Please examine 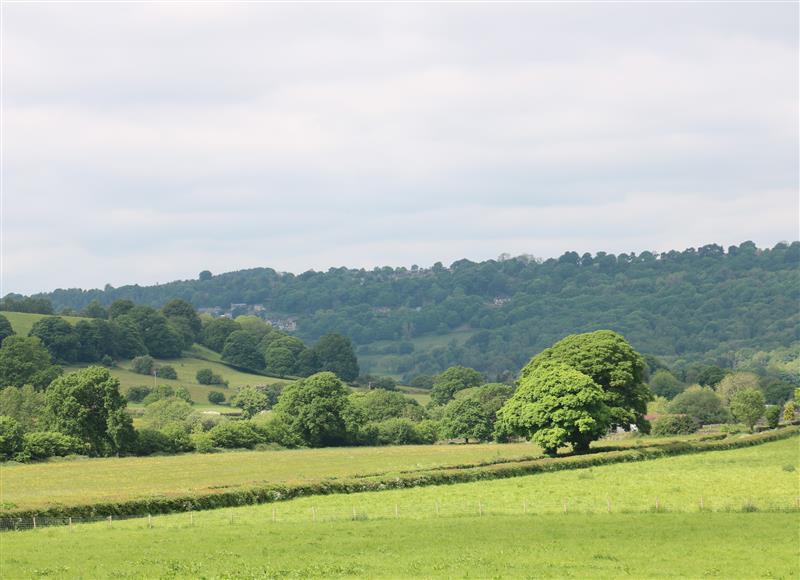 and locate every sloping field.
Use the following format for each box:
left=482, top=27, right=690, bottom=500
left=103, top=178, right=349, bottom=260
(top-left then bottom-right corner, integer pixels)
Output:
left=0, top=310, right=88, bottom=336
left=3, top=438, right=798, bottom=578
